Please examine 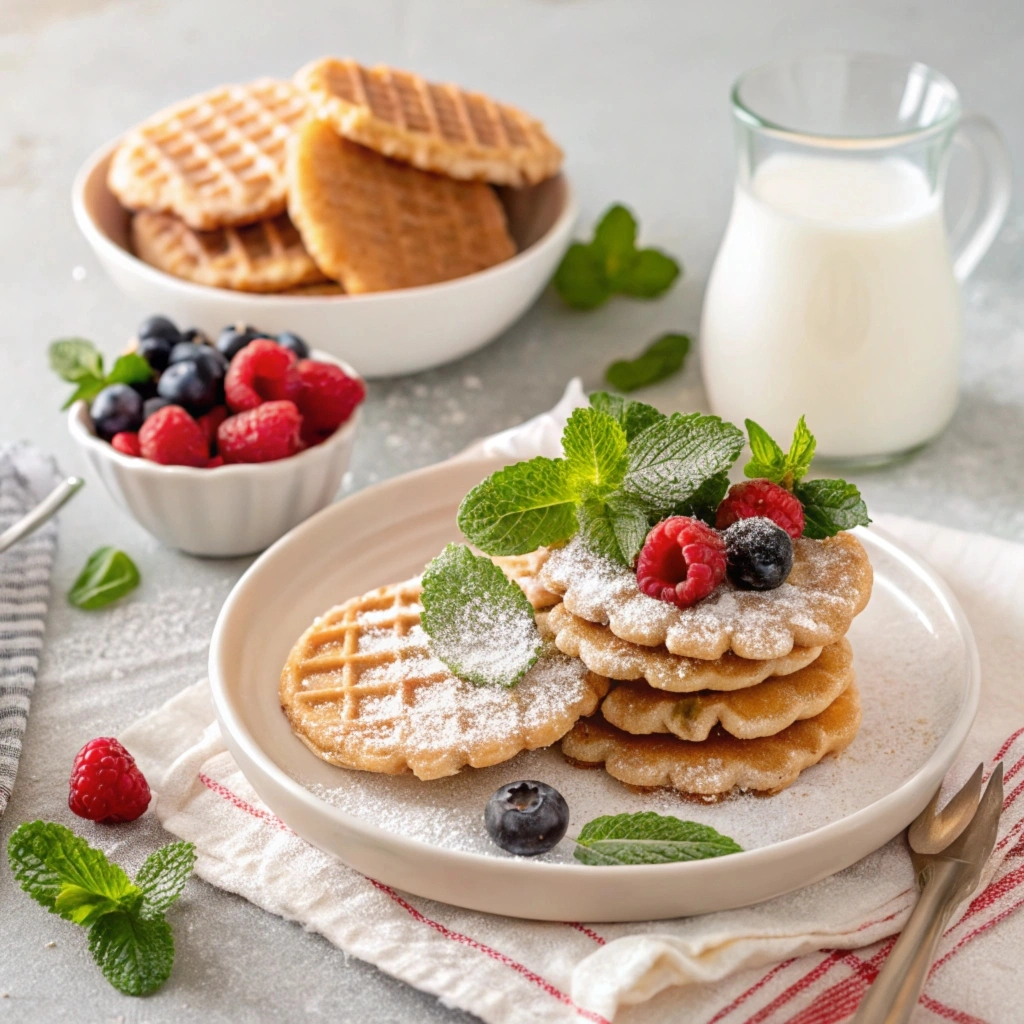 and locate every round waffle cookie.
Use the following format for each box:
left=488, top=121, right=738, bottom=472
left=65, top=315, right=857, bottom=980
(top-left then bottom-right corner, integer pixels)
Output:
left=562, top=683, right=862, bottom=799
left=131, top=211, right=327, bottom=292
left=538, top=532, right=873, bottom=661
left=295, top=57, right=563, bottom=187
left=109, top=79, right=309, bottom=231
left=547, top=603, right=822, bottom=692
left=287, top=119, right=517, bottom=294
left=280, top=578, right=609, bottom=781
left=492, top=550, right=562, bottom=610
left=600, top=638, right=854, bottom=741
